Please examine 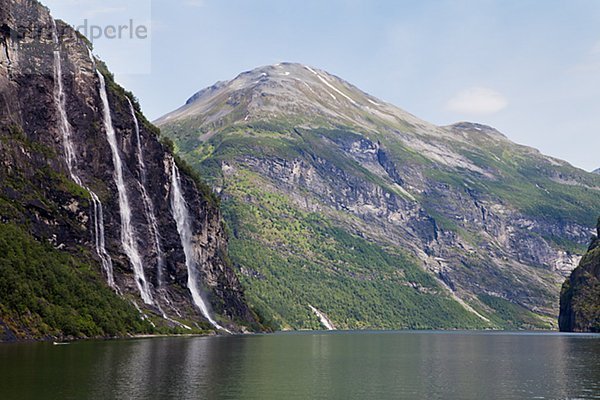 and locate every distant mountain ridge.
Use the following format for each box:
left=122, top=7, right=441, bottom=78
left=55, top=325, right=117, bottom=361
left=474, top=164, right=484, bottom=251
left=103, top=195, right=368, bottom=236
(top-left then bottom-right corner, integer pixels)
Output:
left=157, top=62, right=600, bottom=330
